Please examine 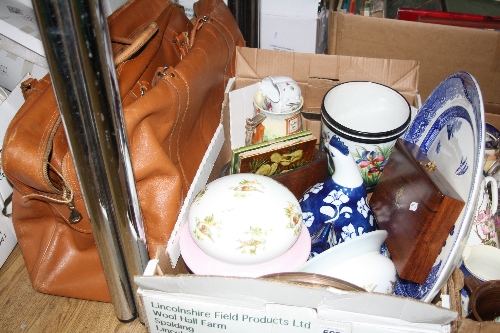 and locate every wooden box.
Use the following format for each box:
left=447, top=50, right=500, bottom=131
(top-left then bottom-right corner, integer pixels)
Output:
left=370, top=138, right=465, bottom=284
